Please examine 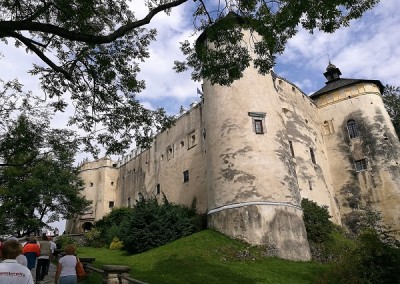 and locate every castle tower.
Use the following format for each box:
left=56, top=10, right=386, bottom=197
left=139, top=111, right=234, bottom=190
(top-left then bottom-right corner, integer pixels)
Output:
left=202, top=29, right=311, bottom=260
left=311, top=63, right=400, bottom=235
left=65, top=157, right=119, bottom=234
